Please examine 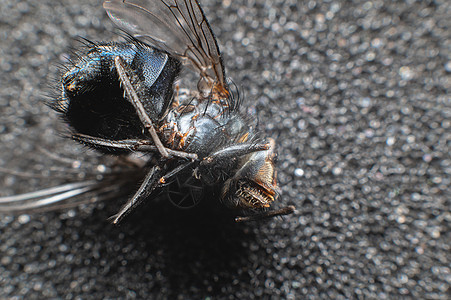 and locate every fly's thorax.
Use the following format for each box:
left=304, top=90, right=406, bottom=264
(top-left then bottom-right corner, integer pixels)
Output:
left=221, top=139, right=278, bottom=209
left=160, top=100, right=245, bottom=156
